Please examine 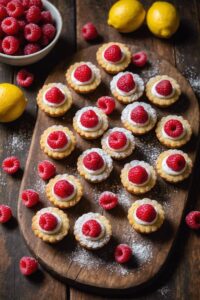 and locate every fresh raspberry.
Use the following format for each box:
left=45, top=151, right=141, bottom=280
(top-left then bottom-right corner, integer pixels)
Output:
left=82, top=22, right=98, bottom=41
left=37, top=160, right=56, bottom=180
left=130, top=105, right=148, bottom=124
left=2, top=156, right=20, bottom=174
left=0, top=5, right=7, bottom=20
left=22, top=0, right=29, bottom=9
left=29, top=0, right=43, bottom=9
left=26, top=5, right=41, bottom=23
left=24, top=23, right=41, bottom=42
left=104, top=44, right=122, bottom=63
left=80, top=109, right=99, bottom=128
left=98, top=191, right=118, bottom=210
left=16, top=68, right=34, bottom=87
left=47, top=130, right=68, bottom=149
left=83, top=151, right=104, bottom=171
left=0, top=205, right=12, bottom=223
left=166, top=154, right=186, bottom=172
left=108, top=131, right=127, bottom=150
left=53, top=179, right=74, bottom=198
left=97, top=96, right=115, bottom=115
left=19, top=256, right=38, bottom=276
left=132, top=51, right=147, bottom=67
left=136, top=204, right=157, bottom=223
left=18, top=19, right=26, bottom=31
left=6, top=1, right=24, bottom=18
left=117, top=73, right=135, bottom=93
left=128, top=165, right=148, bottom=185
left=185, top=211, right=200, bottom=230
left=24, top=42, right=40, bottom=54
left=164, top=119, right=184, bottom=138
left=155, top=80, right=173, bottom=96
left=42, top=23, right=55, bottom=40
left=39, top=212, right=58, bottom=231
left=0, top=0, right=9, bottom=6
left=39, top=34, right=49, bottom=46
left=0, top=39, right=3, bottom=52
left=1, top=17, right=19, bottom=35
left=45, top=86, right=65, bottom=104
left=0, top=26, right=4, bottom=38
left=41, top=10, right=53, bottom=24
left=82, top=219, right=101, bottom=237
left=21, top=189, right=39, bottom=208
left=74, top=64, right=92, bottom=83
left=114, top=244, right=132, bottom=264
